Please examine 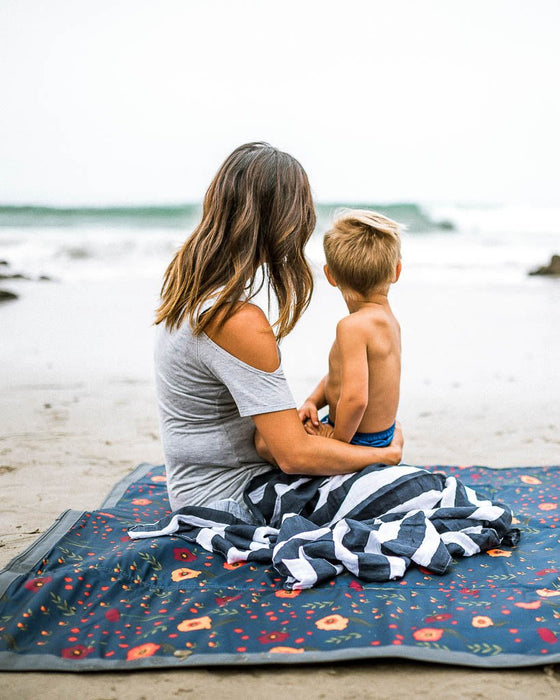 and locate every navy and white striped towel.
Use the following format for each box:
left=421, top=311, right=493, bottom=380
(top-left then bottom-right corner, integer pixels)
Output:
left=128, top=464, right=519, bottom=590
